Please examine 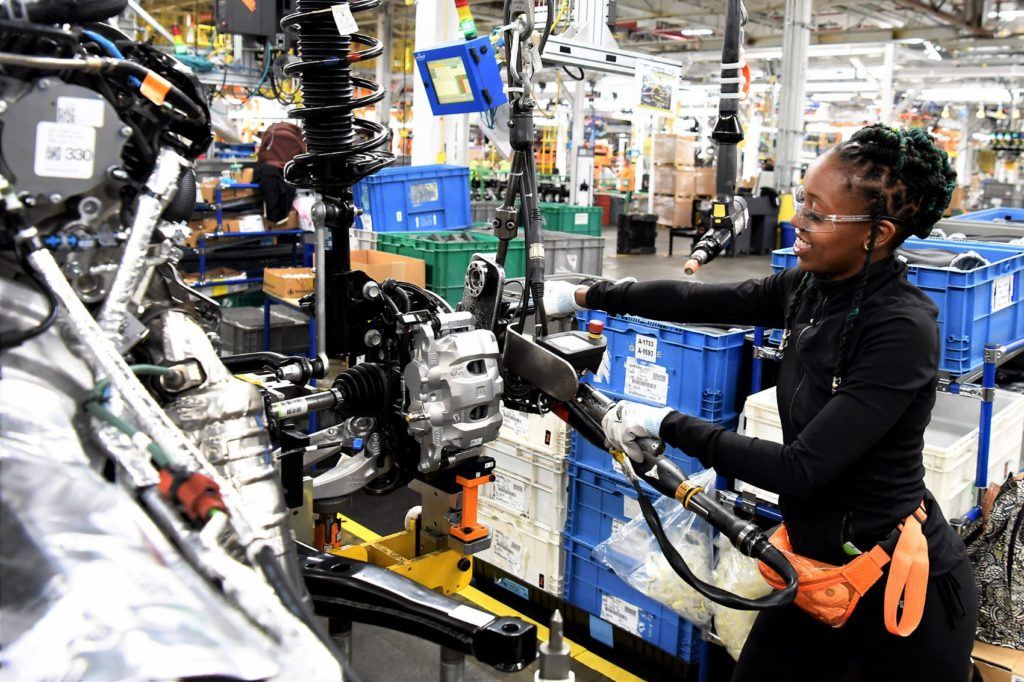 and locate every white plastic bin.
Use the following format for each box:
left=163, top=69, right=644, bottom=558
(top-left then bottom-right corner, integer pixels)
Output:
left=476, top=500, right=565, bottom=596
left=737, top=386, right=1024, bottom=517
left=499, top=405, right=572, bottom=458
left=480, top=436, right=569, bottom=533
